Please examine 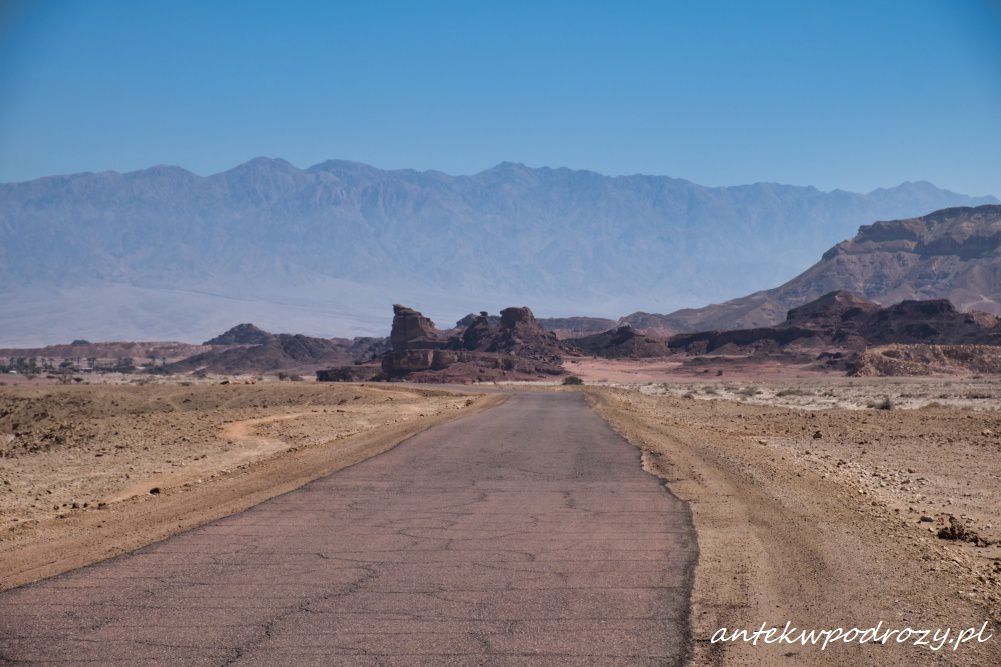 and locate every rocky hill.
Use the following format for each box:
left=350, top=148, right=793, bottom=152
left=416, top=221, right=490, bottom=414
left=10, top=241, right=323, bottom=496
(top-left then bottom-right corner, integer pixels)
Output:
left=455, top=314, right=615, bottom=339
left=570, top=326, right=671, bottom=358
left=627, top=205, right=1001, bottom=333
left=203, top=324, right=274, bottom=346
left=667, top=290, right=1001, bottom=356
left=2, top=158, right=994, bottom=346
left=850, top=344, right=1001, bottom=376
